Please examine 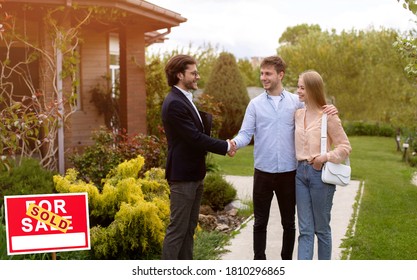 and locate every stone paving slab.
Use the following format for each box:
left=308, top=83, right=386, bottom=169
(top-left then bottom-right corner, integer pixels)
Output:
left=221, top=175, right=361, bottom=260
